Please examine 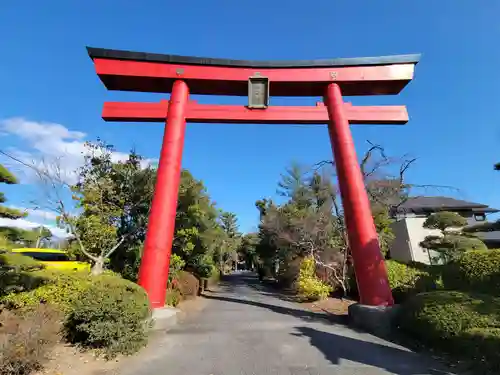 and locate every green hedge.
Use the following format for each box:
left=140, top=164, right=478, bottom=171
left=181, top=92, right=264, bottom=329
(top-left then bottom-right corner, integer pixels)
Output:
left=1, top=269, right=92, bottom=312
left=65, top=274, right=150, bottom=357
left=383, top=250, right=500, bottom=302
left=384, top=260, right=442, bottom=302
left=0, top=252, right=44, bottom=272
left=458, top=328, right=500, bottom=371
left=442, top=250, right=500, bottom=294
left=0, top=252, right=47, bottom=296
left=1, top=255, right=151, bottom=357
left=397, top=291, right=500, bottom=372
